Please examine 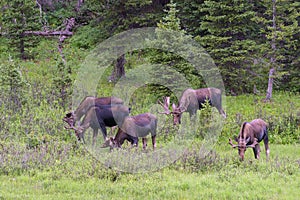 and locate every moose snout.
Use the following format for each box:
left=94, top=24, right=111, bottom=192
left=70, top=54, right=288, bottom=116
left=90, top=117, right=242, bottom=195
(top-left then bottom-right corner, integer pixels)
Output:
left=239, top=155, right=244, bottom=161
left=239, top=151, right=245, bottom=161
